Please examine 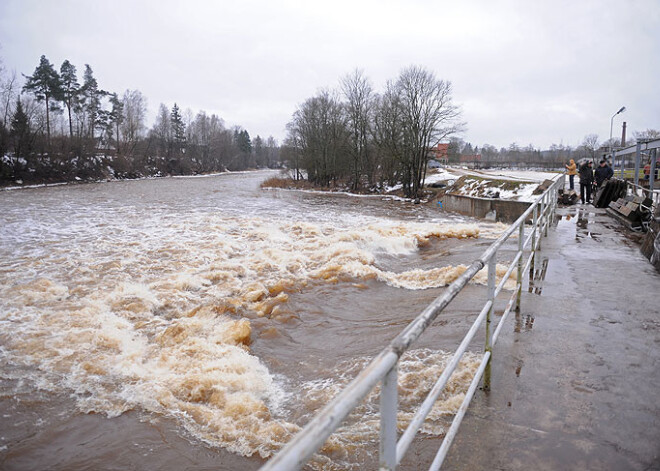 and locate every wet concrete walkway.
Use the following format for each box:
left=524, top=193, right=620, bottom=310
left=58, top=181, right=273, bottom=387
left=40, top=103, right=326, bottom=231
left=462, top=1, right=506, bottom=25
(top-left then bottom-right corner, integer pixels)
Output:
left=445, top=204, right=660, bottom=470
